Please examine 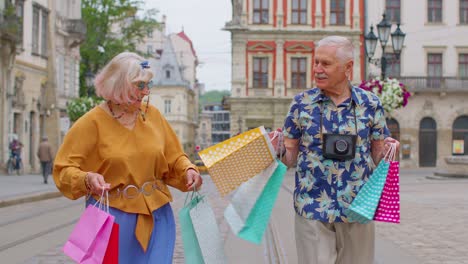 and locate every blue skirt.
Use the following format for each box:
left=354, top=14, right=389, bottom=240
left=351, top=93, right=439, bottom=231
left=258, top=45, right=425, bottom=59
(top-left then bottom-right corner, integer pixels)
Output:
left=86, top=197, right=175, bottom=263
